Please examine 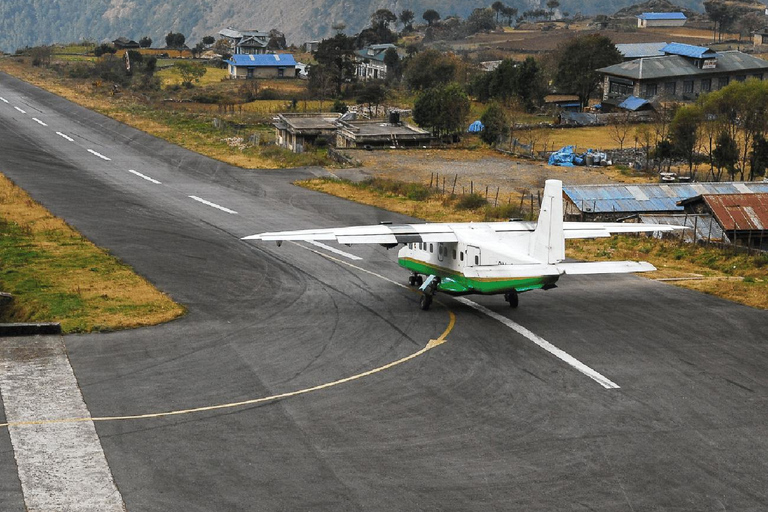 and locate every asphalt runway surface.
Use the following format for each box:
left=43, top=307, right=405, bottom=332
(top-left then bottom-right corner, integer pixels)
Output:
left=1, top=72, right=767, bottom=511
